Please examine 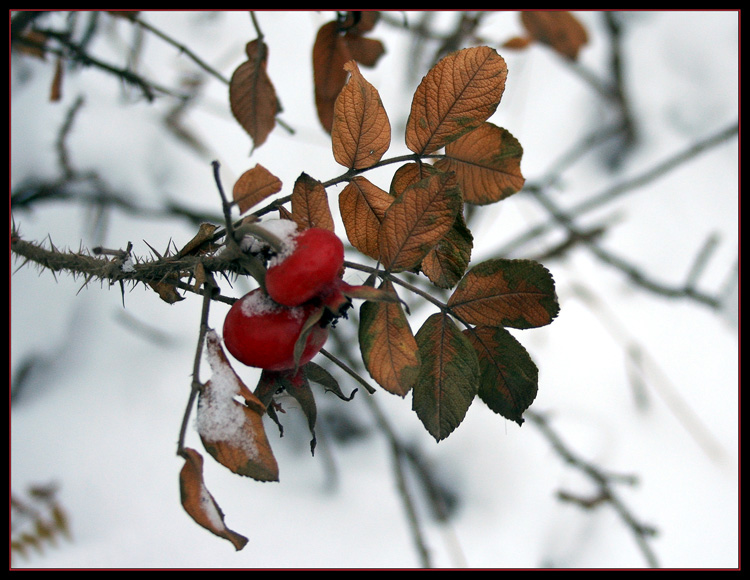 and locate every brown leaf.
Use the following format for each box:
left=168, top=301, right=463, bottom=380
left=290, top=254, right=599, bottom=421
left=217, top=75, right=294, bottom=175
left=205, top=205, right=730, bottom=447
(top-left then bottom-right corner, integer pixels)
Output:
left=332, top=61, right=391, bottom=169
left=312, top=19, right=385, bottom=133
left=447, top=259, right=559, bottom=329
left=148, top=279, right=184, bottom=304
left=229, top=39, right=280, bottom=149
left=346, top=35, right=385, bottom=67
left=176, top=222, right=219, bottom=257
left=520, top=11, right=589, bottom=60
left=464, top=325, right=538, bottom=425
left=197, top=331, right=279, bottom=482
left=502, top=35, right=534, bottom=51
left=312, top=21, right=353, bottom=134
left=378, top=170, right=462, bottom=272
left=179, top=448, right=249, bottom=551
left=339, top=176, right=393, bottom=260
left=290, top=173, right=334, bottom=231
left=358, top=281, right=420, bottom=397
left=405, top=46, right=507, bottom=155
left=49, top=57, right=63, bottom=102
left=232, top=164, right=283, bottom=214
left=412, top=312, right=479, bottom=441
left=338, top=11, right=380, bottom=34
left=434, top=122, right=525, bottom=205
left=389, top=162, right=441, bottom=197
left=421, top=212, right=473, bottom=289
